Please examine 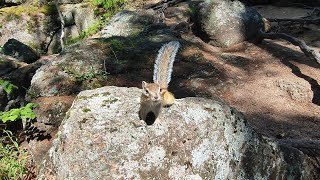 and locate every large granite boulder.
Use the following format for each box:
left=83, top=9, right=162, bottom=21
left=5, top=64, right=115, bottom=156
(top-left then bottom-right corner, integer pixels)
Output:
left=37, top=86, right=319, bottom=179
left=100, top=10, right=157, bottom=38
left=3, top=39, right=40, bottom=63
left=61, top=3, right=99, bottom=34
left=0, top=53, right=25, bottom=76
left=197, top=0, right=264, bottom=47
left=3, top=0, right=26, bottom=5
